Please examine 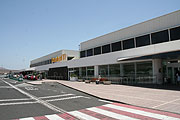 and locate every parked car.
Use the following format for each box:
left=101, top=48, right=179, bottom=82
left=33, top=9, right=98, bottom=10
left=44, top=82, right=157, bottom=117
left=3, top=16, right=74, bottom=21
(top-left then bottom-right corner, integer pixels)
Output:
left=27, top=74, right=37, bottom=80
